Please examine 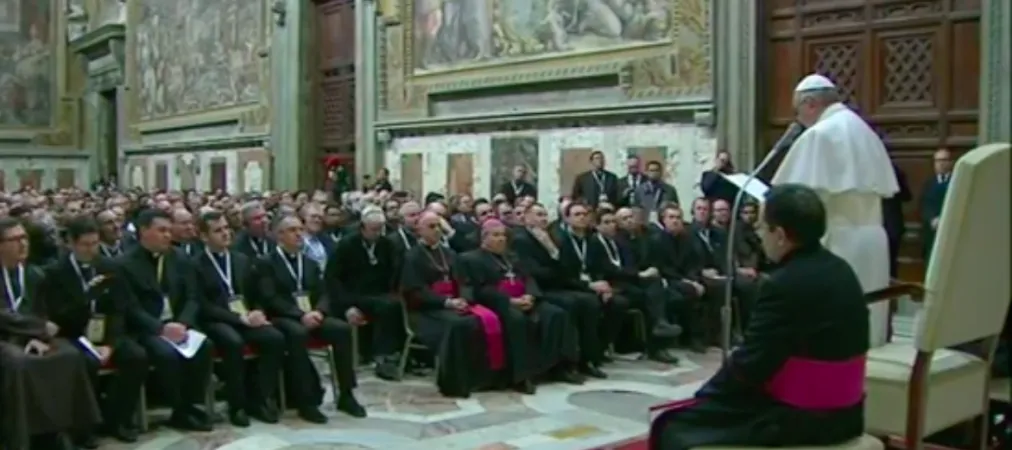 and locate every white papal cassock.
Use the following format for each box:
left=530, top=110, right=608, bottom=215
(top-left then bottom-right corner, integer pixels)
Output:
left=773, top=74, right=899, bottom=347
